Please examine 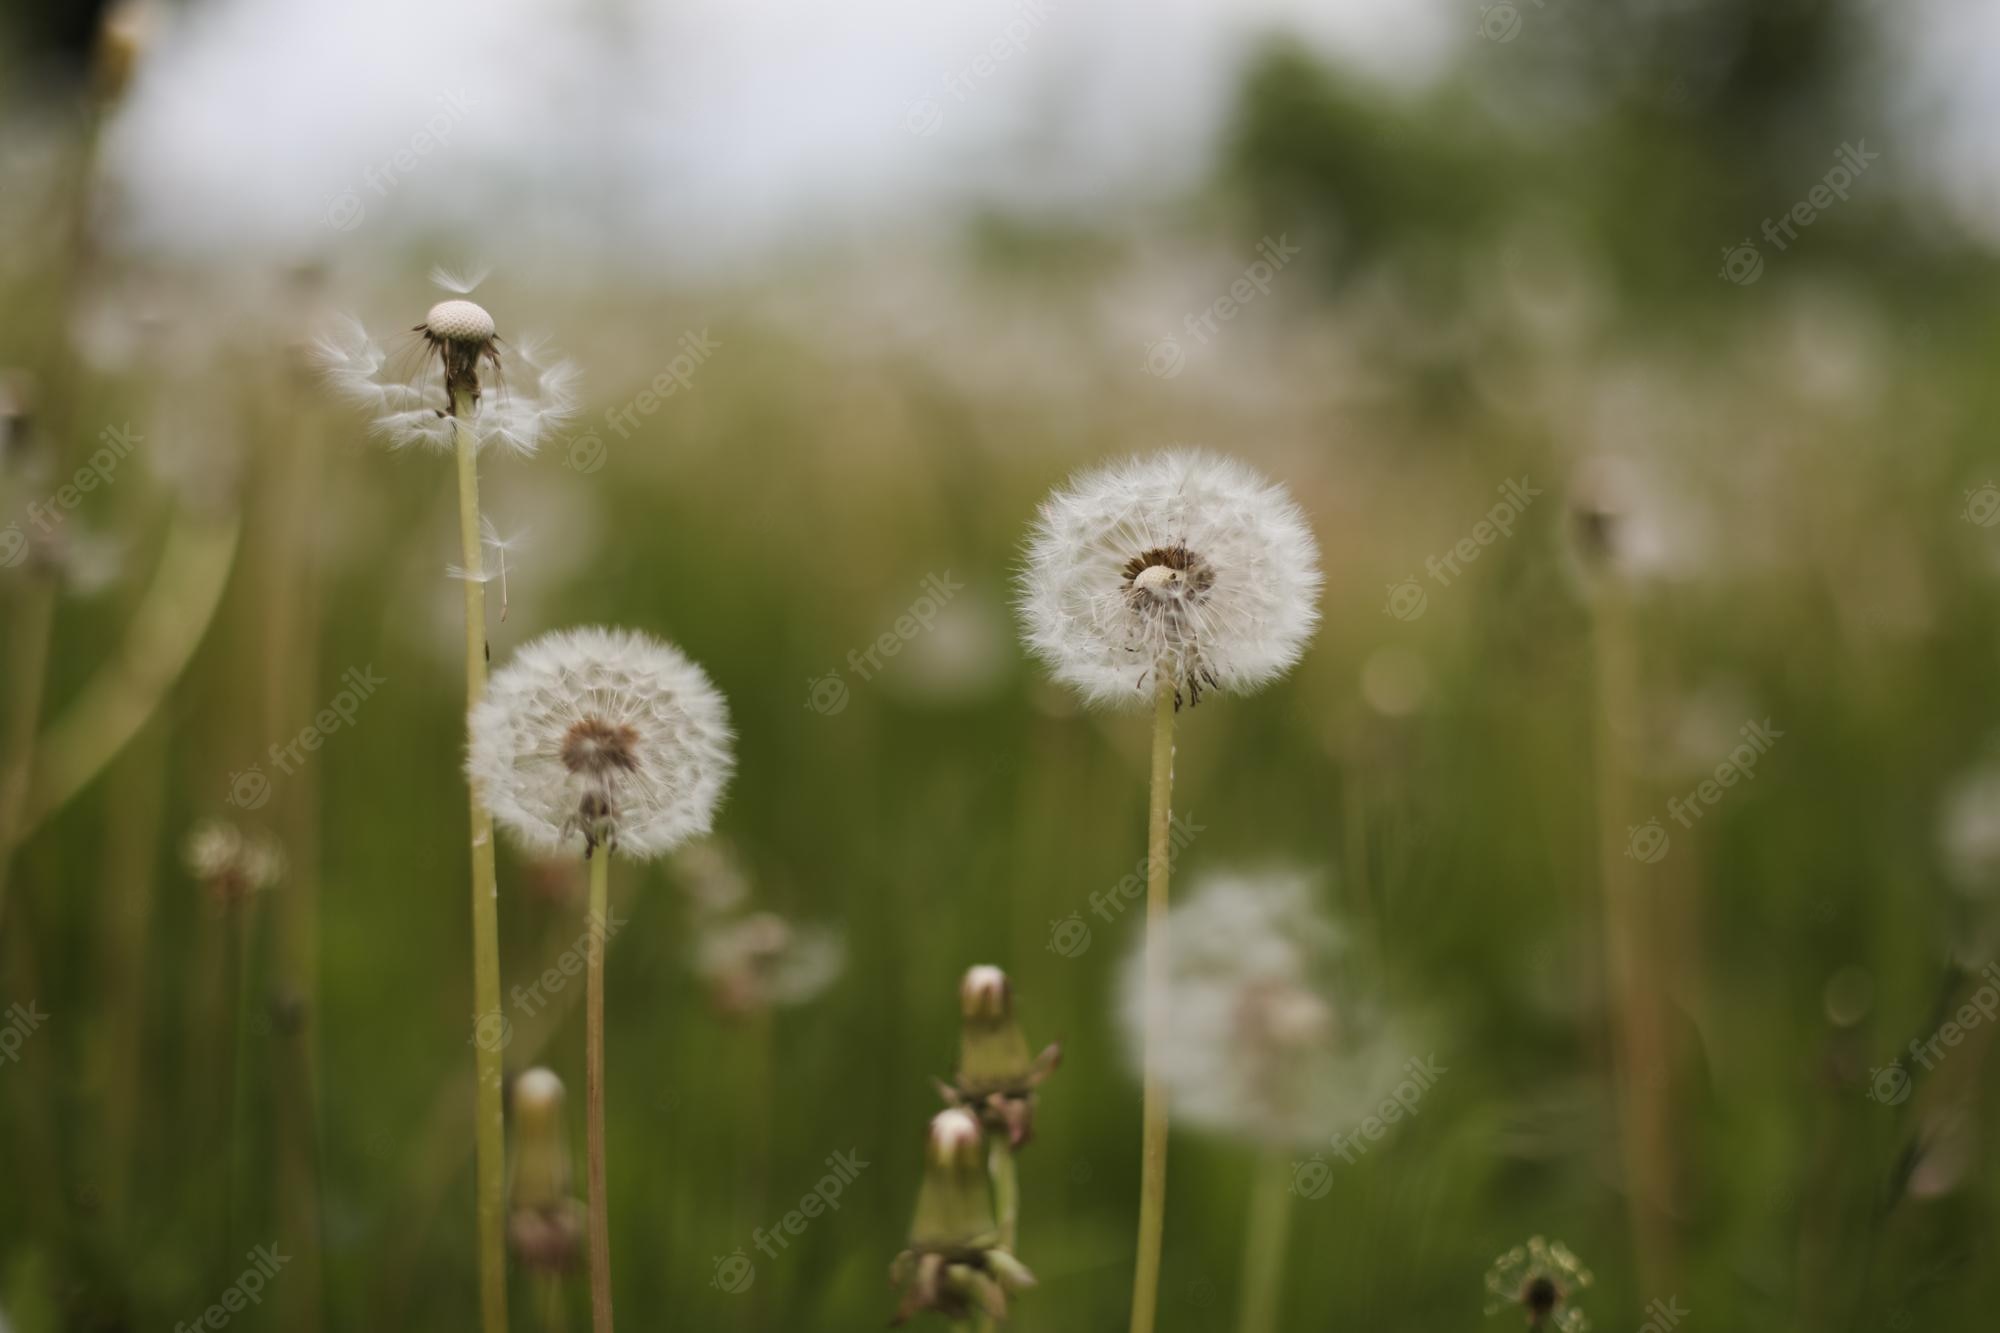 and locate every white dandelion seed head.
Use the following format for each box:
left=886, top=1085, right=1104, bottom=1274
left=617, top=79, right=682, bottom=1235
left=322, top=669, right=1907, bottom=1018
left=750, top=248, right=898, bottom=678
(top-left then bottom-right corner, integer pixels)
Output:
left=1017, top=450, right=1322, bottom=709
left=424, top=298, right=495, bottom=345
left=1117, top=871, right=1404, bottom=1148
left=312, top=283, right=578, bottom=460
left=468, top=627, right=734, bottom=860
